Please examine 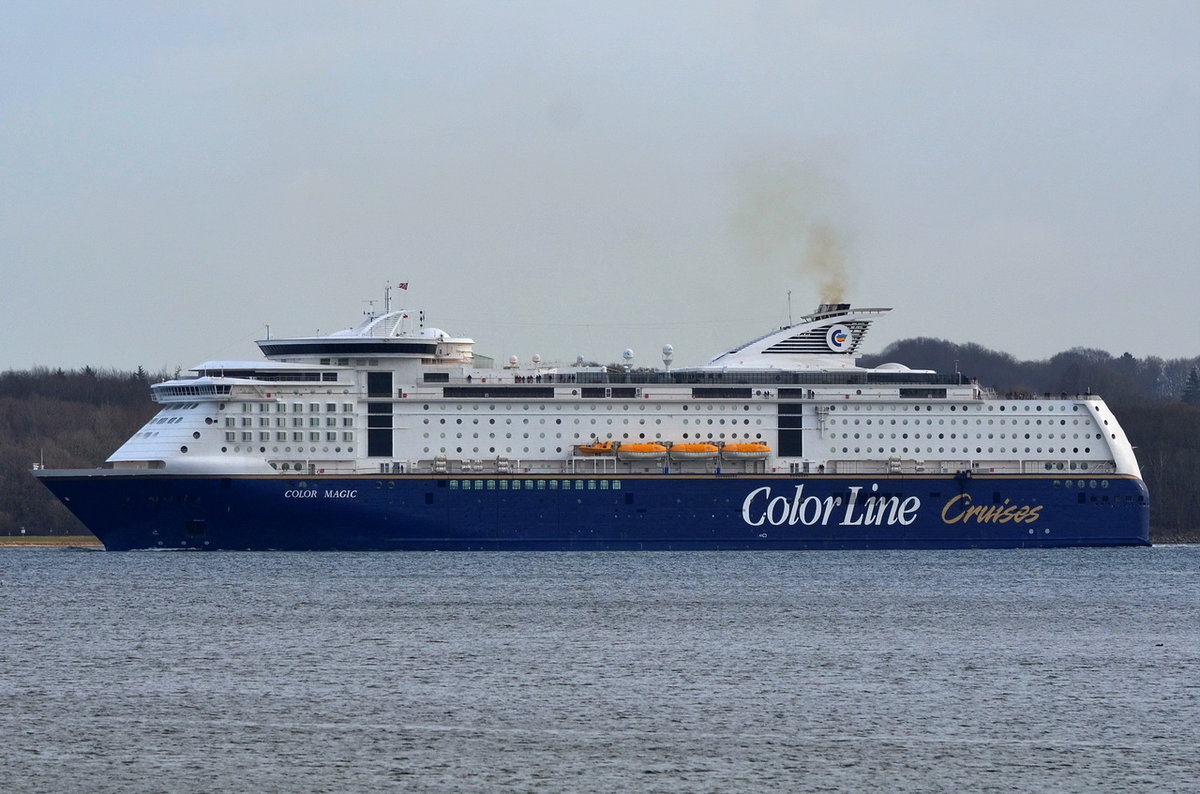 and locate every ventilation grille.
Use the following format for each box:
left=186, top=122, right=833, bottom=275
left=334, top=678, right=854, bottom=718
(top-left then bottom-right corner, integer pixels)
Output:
left=763, top=321, right=871, bottom=355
